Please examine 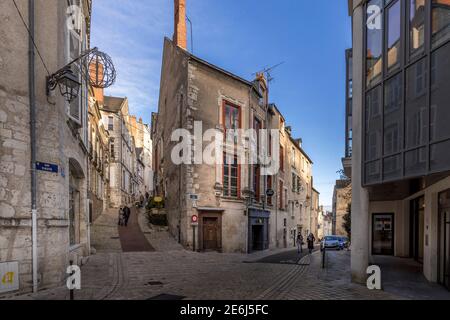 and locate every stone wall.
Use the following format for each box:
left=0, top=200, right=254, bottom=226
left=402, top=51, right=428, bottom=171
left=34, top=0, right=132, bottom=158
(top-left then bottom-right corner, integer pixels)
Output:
left=0, top=0, right=89, bottom=295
